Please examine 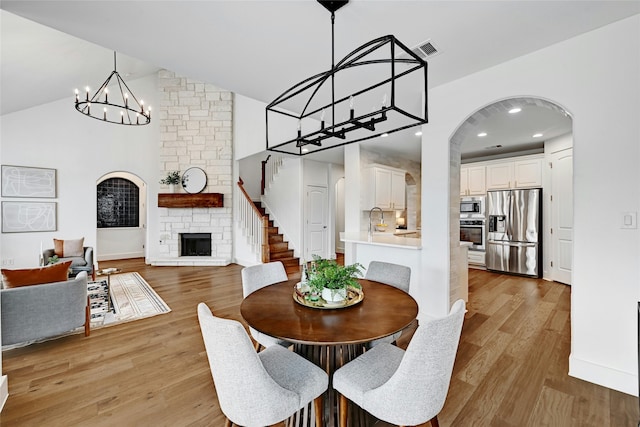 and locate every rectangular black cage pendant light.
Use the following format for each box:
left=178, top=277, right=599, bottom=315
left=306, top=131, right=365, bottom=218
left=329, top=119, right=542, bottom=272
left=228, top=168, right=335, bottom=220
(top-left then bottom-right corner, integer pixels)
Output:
left=266, top=0, right=428, bottom=156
